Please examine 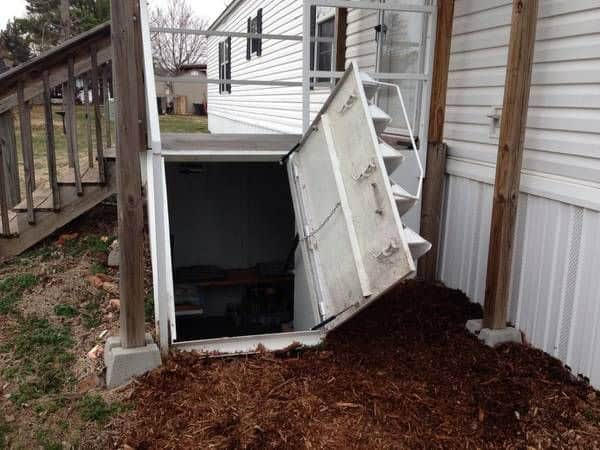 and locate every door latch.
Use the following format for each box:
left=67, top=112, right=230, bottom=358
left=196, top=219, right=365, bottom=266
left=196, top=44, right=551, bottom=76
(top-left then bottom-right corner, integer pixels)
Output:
left=338, top=94, right=358, bottom=113
left=374, top=23, right=388, bottom=42
left=373, top=241, right=400, bottom=261
left=352, top=159, right=377, bottom=181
